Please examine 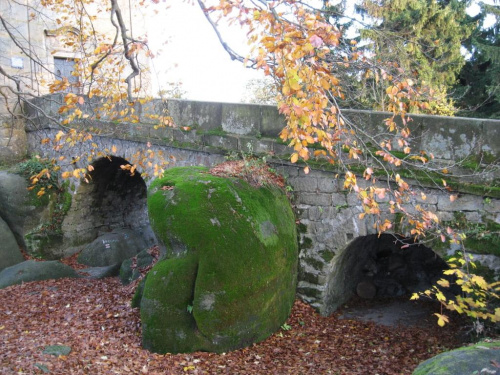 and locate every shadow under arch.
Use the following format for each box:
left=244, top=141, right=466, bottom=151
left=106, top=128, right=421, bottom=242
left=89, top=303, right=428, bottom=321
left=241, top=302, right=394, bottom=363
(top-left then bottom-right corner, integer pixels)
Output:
left=323, top=233, right=448, bottom=315
left=62, top=156, right=155, bottom=248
